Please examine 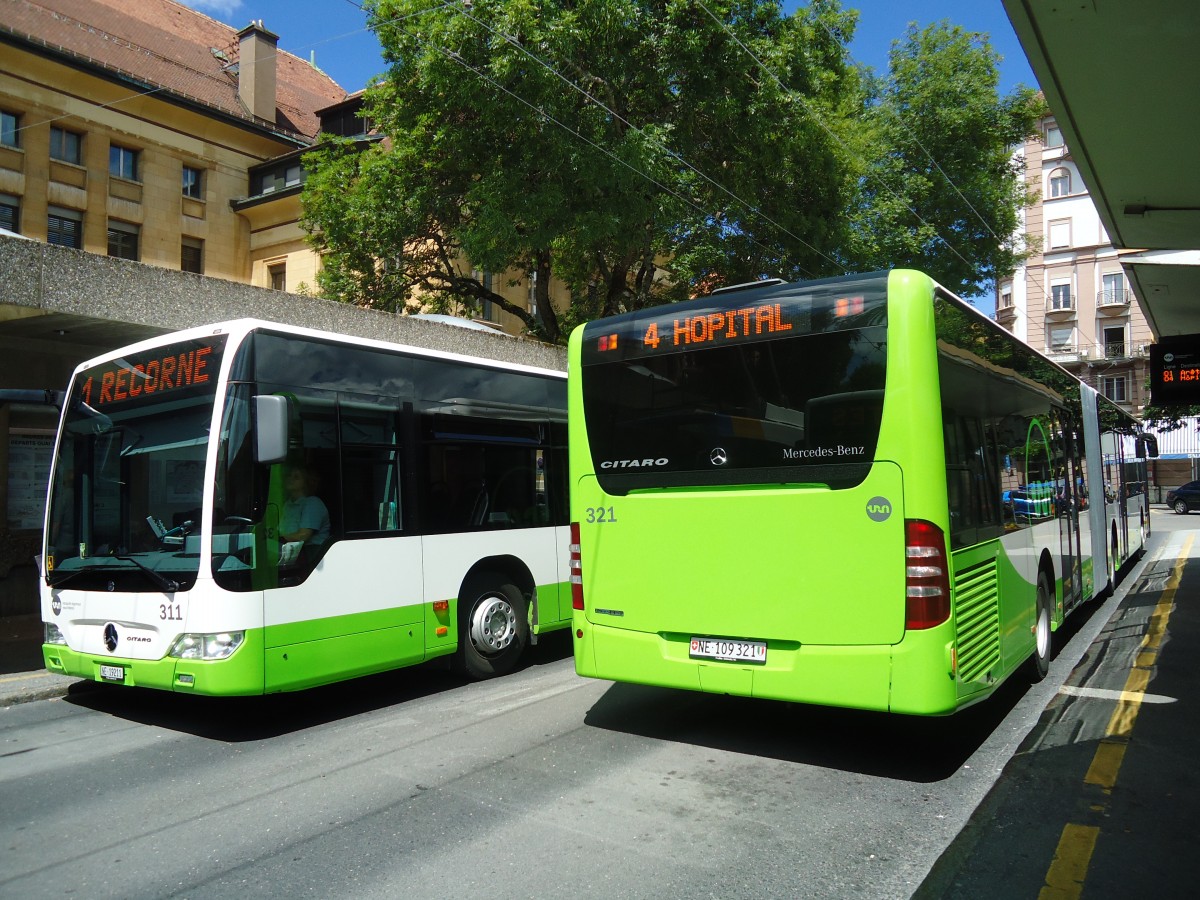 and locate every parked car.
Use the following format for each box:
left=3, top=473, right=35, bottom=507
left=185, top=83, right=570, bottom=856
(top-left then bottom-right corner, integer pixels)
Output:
left=1166, top=480, right=1200, bottom=514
